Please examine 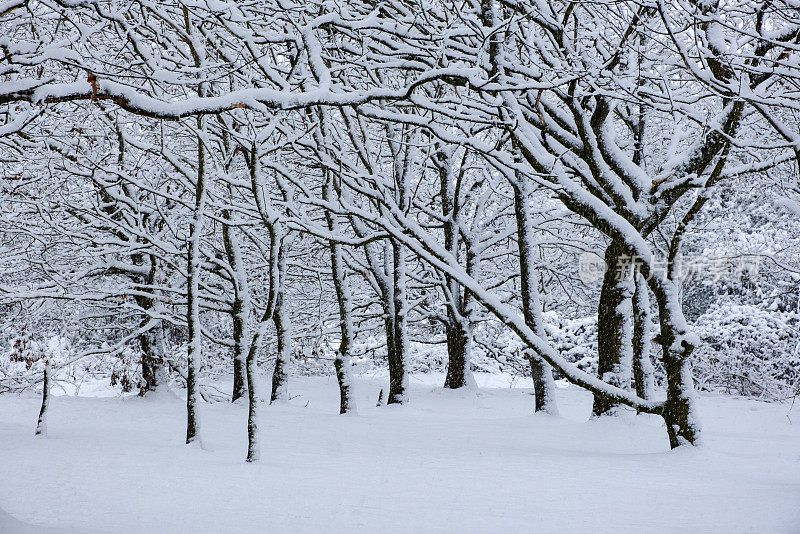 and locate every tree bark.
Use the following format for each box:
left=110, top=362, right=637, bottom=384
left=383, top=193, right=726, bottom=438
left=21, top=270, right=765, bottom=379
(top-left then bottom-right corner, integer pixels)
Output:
left=444, top=319, right=471, bottom=389
left=139, top=319, right=167, bottom=395
left=632, top=271, right=655, bottom=401
left=387, top=239, right=408, bottom=404
left=185, top=124, right=205, bottom=446
left=245, top=330, right=260, bottom=462
left=325, top=184, right=357, bottom=414
left=513, top=175, right=558, bottom=414
left=593, top=240, right=634, bottom=416
left=222, top=216, right=250, bottom=403
left=528, top=356, right=559, bottom=415
left=231, top=307, right=248, bottom=403
left=270, top=240, right=291, bottom=403
left=35, top=360, right=51, bottom=437
left=436, top=147, right=474, bottom=390
left=136, top=255, right=168, bottom=396
left=652, top=283, right=701, bottom=448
